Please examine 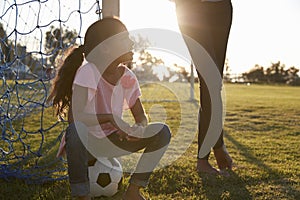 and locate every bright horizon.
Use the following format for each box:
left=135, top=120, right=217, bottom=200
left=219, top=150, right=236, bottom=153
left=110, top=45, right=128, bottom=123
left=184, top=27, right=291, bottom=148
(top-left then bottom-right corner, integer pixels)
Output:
left=1, top=0, right=300, bottom=75
left=120, top=0, right=300, bottom=75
